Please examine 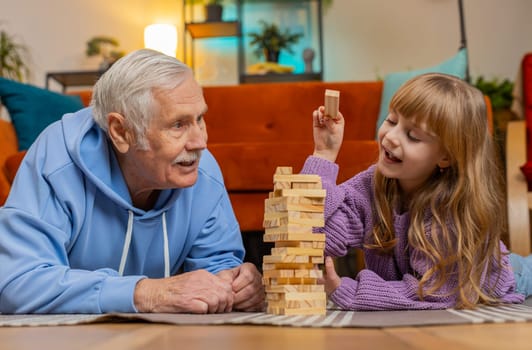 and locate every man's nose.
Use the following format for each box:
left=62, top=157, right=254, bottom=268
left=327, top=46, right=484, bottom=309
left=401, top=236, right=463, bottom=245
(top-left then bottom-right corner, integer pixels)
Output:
left=187, top=122, right=207, bottom=149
